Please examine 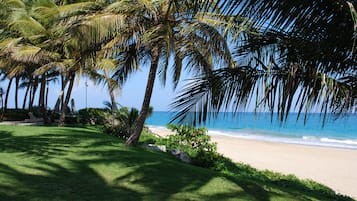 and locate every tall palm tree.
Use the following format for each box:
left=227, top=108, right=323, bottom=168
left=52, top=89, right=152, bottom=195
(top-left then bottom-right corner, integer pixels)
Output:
left=0, top=0, right=107, bottom=124
left=92, top=0, right=250, bottom=145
